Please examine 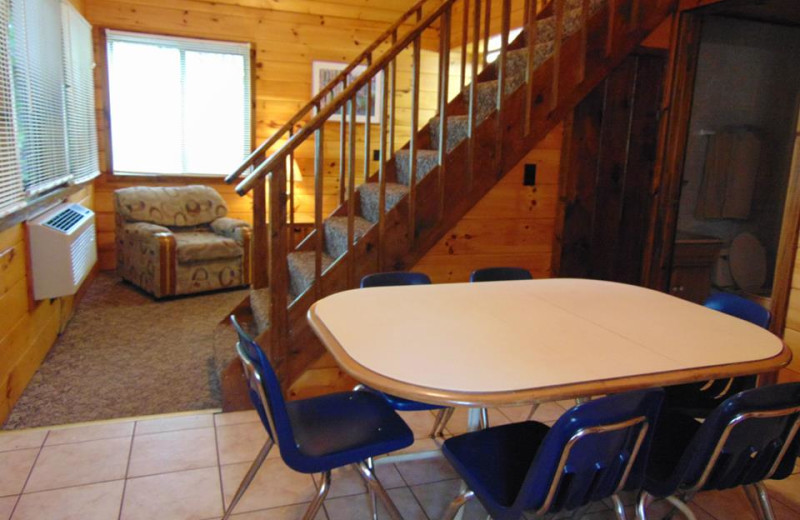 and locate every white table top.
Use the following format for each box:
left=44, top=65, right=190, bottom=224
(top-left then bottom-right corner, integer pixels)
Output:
left=307, top=279, right=789, bottom=406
